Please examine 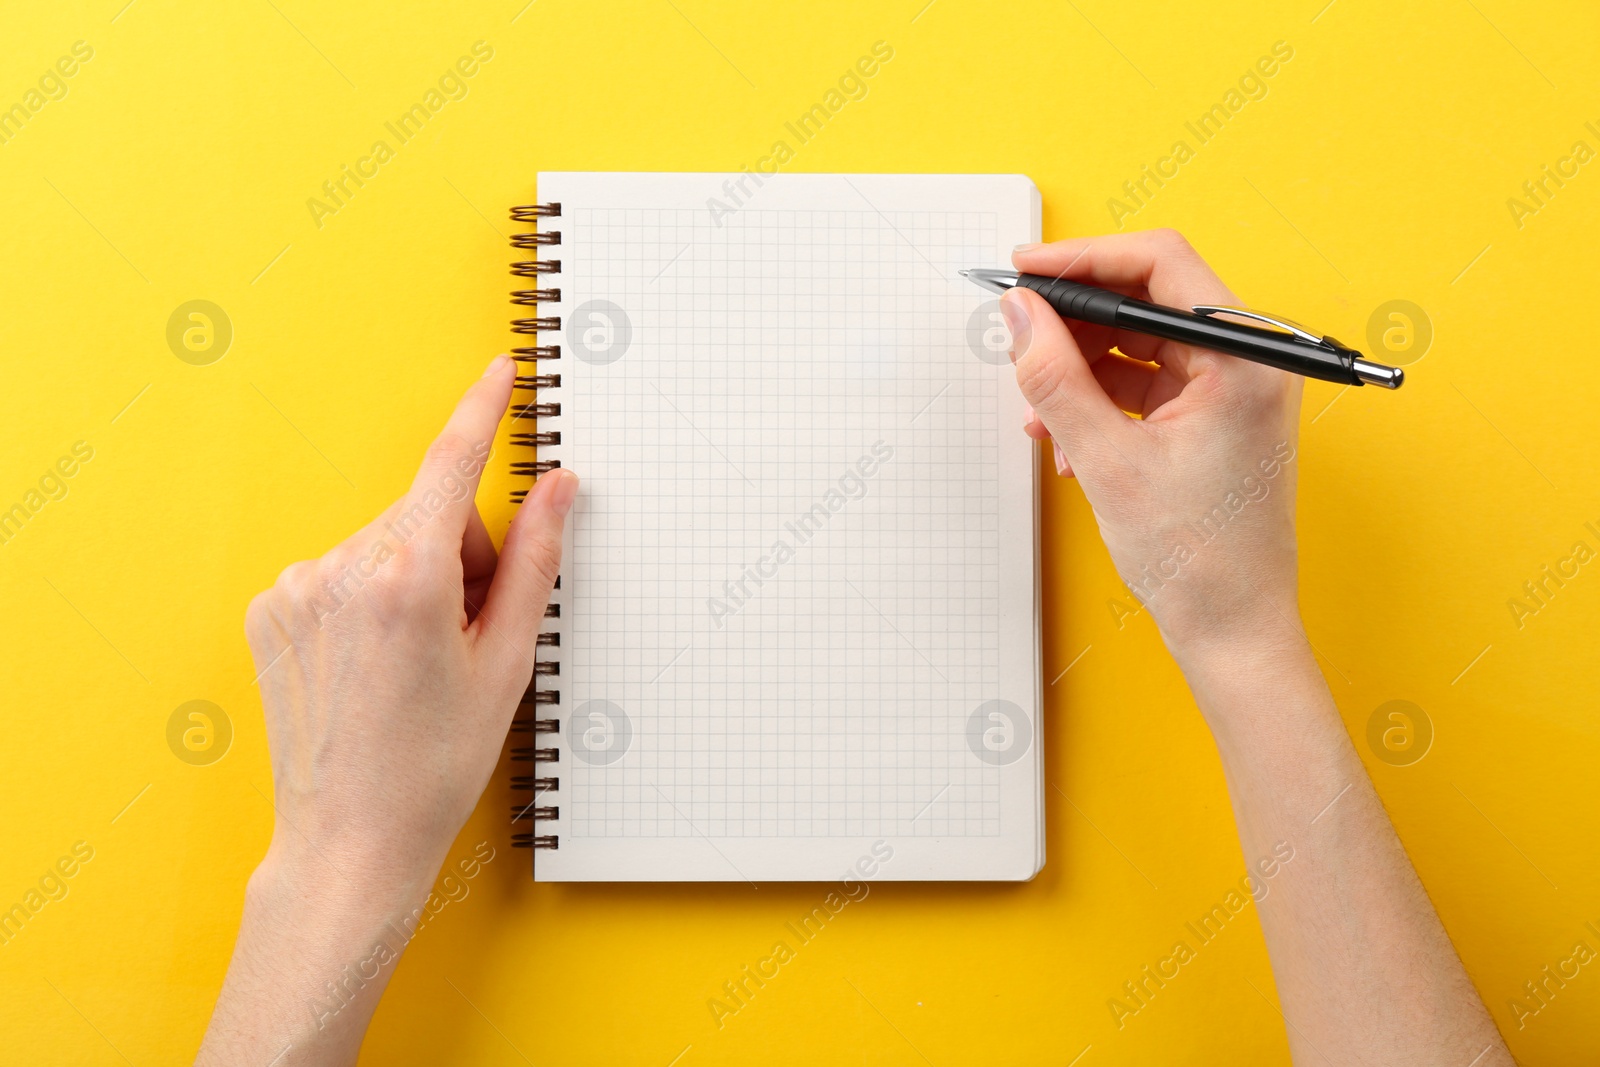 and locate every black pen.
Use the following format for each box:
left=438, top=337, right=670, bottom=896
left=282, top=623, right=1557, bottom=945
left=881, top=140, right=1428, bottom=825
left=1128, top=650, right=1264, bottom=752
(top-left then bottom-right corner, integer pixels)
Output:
left=960, top=269, right=1404, bottom=389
